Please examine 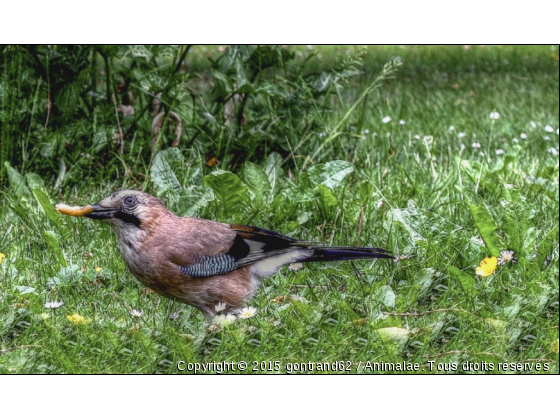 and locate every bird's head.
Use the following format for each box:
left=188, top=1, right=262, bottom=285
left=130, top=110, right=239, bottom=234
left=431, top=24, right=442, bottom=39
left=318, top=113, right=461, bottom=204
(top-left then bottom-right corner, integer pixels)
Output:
left=83, top=190, right=169, bottom=230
